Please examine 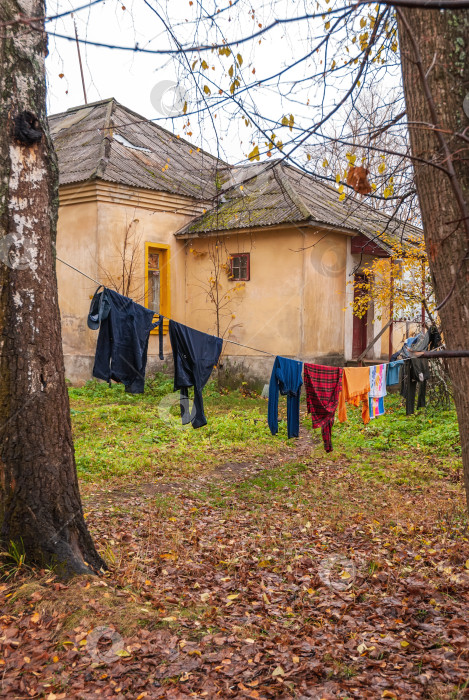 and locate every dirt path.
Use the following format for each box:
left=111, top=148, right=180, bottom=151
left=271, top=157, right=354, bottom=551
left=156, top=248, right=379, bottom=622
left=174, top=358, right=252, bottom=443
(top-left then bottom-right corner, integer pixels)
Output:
left=95, top=427, right=316, bottom=503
